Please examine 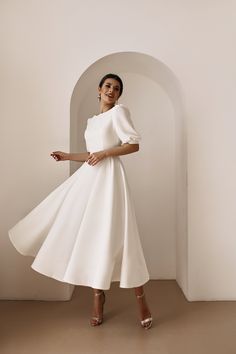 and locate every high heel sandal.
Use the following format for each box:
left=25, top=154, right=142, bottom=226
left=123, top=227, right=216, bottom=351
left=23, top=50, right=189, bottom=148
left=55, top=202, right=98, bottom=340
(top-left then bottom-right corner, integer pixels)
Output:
left=90, top=290, right=106, bottom=326
left=136, top=292, right=153, bottom=329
